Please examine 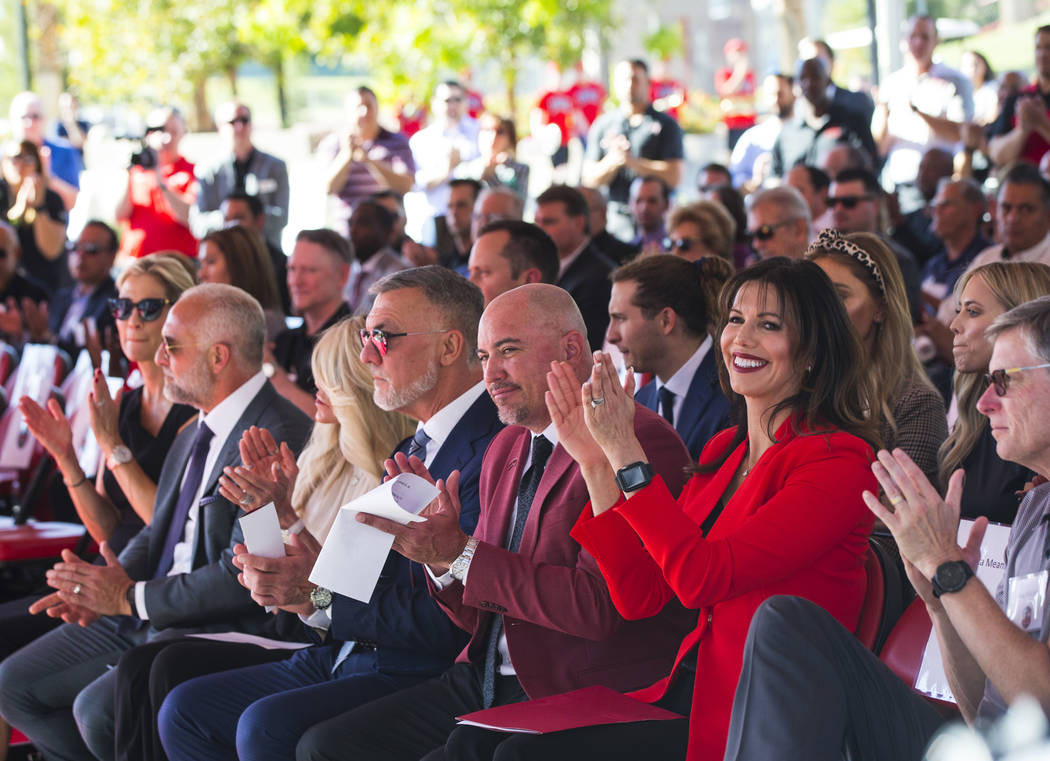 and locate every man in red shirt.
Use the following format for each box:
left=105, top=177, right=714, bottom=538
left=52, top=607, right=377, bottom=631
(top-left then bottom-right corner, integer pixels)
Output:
left=569, top=64, right=607, bottom=138
left=115, top=107, right=197, bottom=259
